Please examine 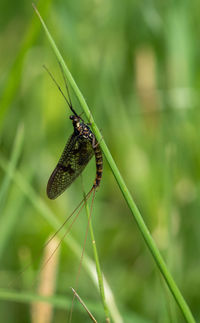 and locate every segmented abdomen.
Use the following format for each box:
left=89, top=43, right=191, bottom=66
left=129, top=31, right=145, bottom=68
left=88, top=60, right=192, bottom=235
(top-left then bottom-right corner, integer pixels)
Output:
left=93, top=140, right=103, bottom=188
